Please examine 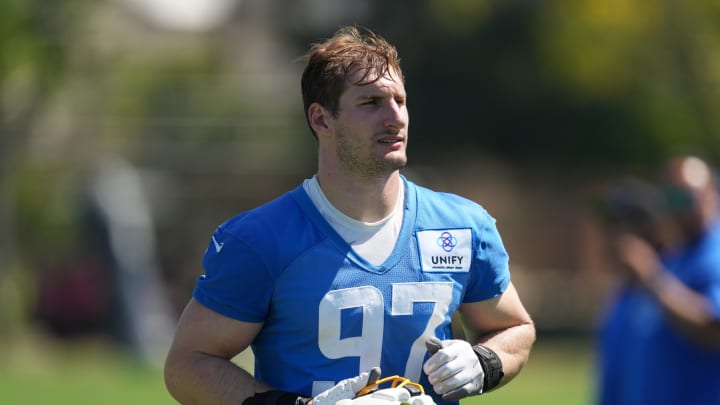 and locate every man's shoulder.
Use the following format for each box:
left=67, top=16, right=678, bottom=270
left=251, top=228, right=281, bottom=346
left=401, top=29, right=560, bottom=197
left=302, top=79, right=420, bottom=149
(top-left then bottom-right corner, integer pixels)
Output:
left=206, top=185, right=325, bottom=266
left=407, top=179, right=490, bottom=217
left=215, top=186, right=321, bottom=248
left=707, top=217, right=720, bottom=241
